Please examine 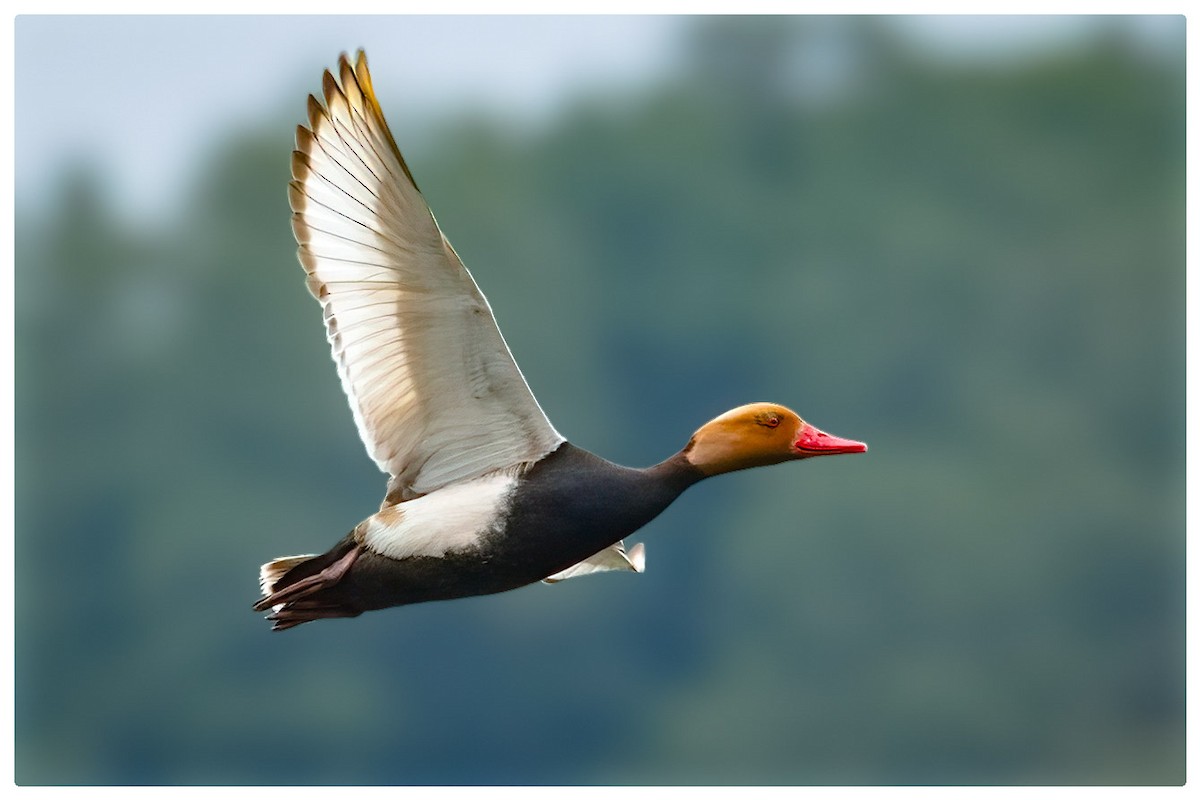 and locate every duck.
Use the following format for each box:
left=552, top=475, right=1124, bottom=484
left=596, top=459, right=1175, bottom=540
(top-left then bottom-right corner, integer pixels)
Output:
left=254, top=50, right=867, bottom=631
